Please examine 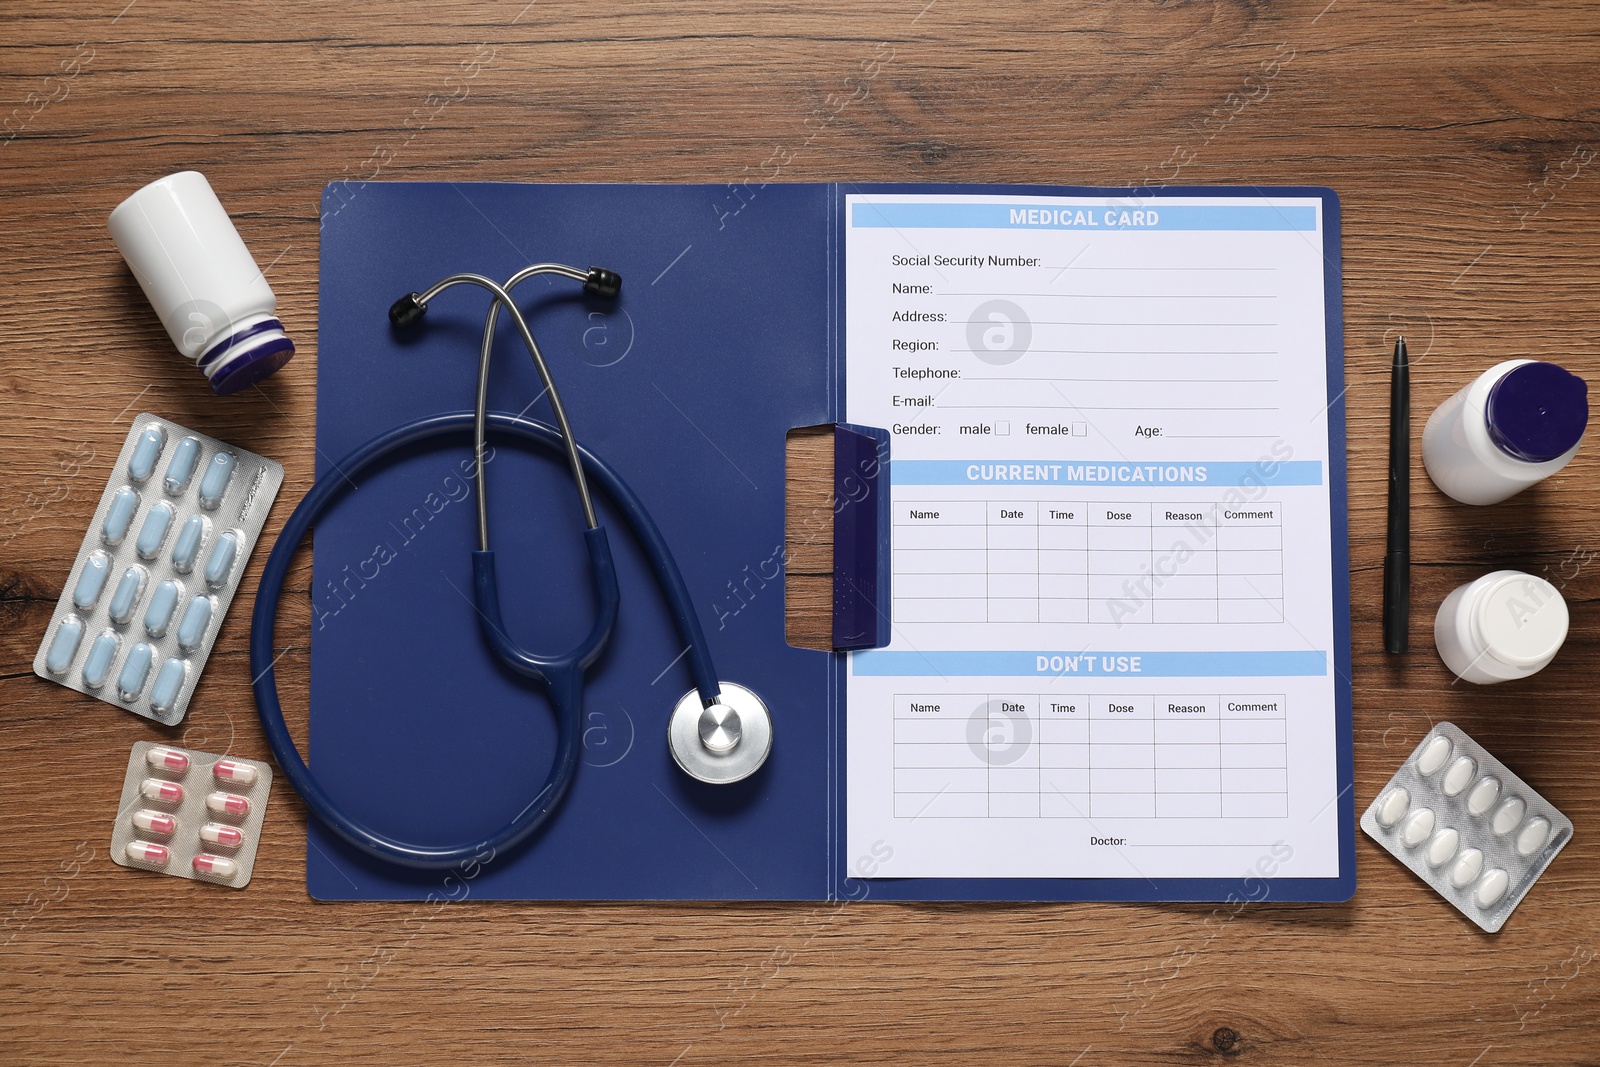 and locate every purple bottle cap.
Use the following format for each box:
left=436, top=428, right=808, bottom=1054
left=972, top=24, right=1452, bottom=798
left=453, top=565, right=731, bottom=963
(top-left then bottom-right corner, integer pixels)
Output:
left=1486, top=361, right=1588, bottom=463
left=200, top=317, right=296, bottom=396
